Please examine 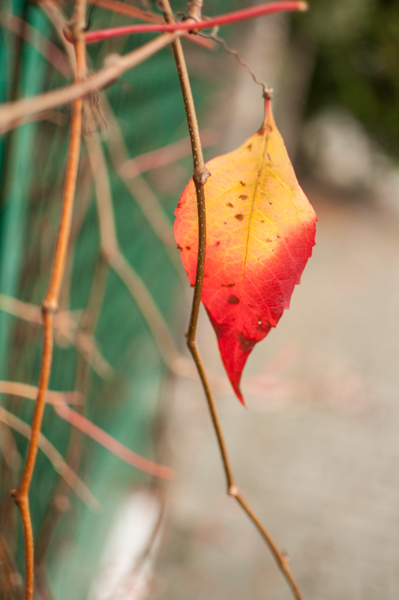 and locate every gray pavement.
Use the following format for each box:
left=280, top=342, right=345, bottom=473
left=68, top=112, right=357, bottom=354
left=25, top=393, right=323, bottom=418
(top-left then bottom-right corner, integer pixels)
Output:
left=154, top=182, right=399, bottom=600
